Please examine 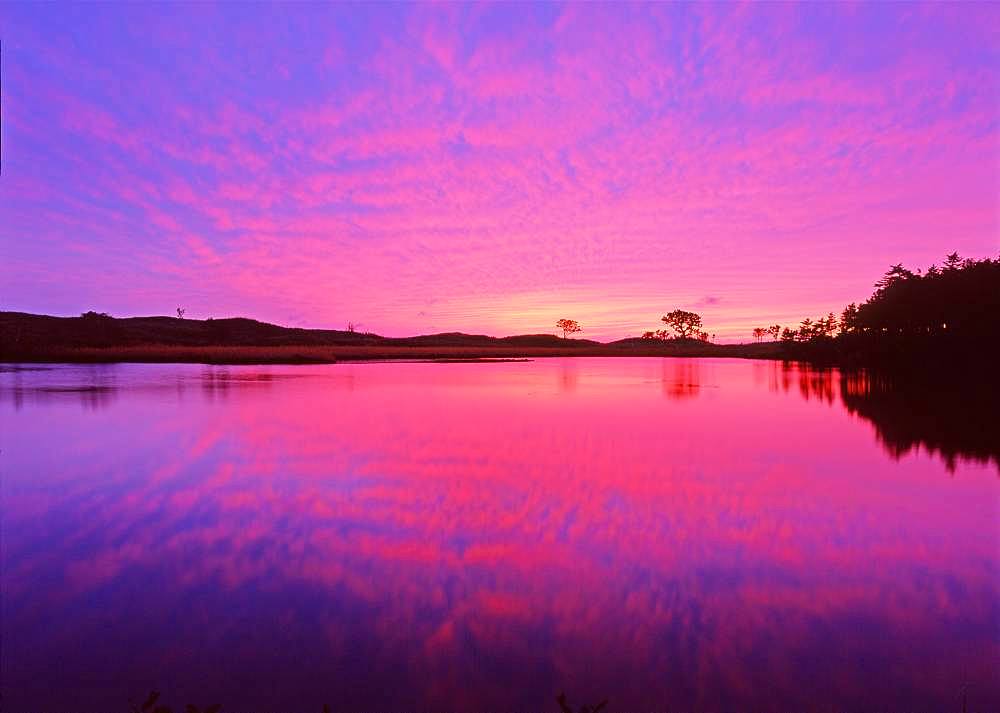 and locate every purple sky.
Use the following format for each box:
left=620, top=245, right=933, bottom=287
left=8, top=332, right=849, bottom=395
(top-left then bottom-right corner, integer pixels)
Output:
left=1, top=2, right=997, bottom=340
